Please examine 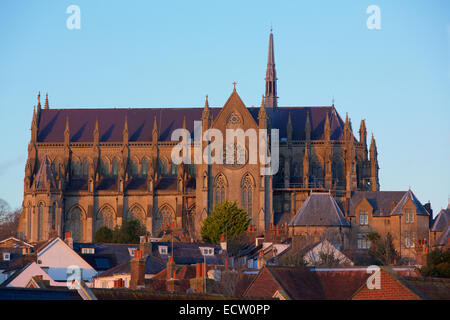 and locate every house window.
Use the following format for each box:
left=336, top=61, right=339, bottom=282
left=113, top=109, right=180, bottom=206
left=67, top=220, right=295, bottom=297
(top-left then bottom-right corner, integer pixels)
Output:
left=2, top=253, right=10, bottom=261
left=404, top=232, right=415, bottom=248
left=200, top=247, right=214, bottom=256
left=158, top=245, right=168, bottom=255
left=81, top=248, right=95, bottom=254
left=357, top=234, right=371, bottom=249
left=359, top=211, right=368, bottom=226
left=405, top=209, right=414, bottom=223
